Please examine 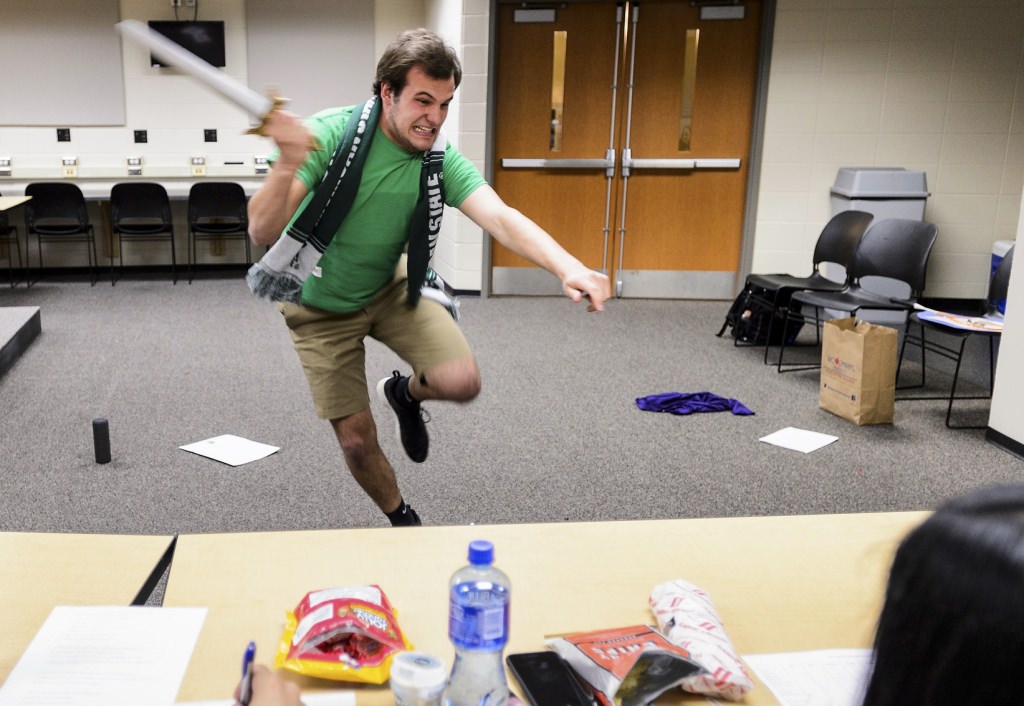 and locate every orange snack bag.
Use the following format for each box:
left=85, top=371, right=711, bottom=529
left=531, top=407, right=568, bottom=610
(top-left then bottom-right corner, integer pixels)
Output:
left=275, top=585, right=411, bottom=684
left=546, top=625, right=703, bottom=706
